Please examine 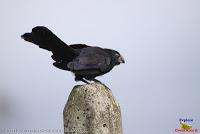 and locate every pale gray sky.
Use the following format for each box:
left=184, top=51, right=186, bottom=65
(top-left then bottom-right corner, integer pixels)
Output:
left=0, top=0, right=200, bottom=134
